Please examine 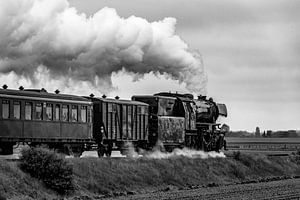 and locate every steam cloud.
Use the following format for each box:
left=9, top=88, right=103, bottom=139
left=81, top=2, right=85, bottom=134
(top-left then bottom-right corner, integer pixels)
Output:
left=120, top=142, right=226, bottom=159
left=143, top=148, right=226, bottom=159
left=0, top=0, right=207, bottom=94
